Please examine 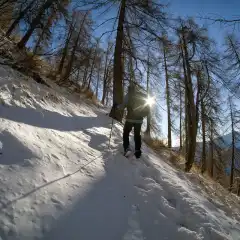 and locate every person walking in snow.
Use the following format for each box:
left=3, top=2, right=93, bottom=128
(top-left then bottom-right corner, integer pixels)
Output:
left=114, top=84, right=150, bottom=159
